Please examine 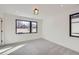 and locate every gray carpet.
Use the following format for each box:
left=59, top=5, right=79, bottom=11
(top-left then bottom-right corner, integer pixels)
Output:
left=9, top=39, right=79, bottom=55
